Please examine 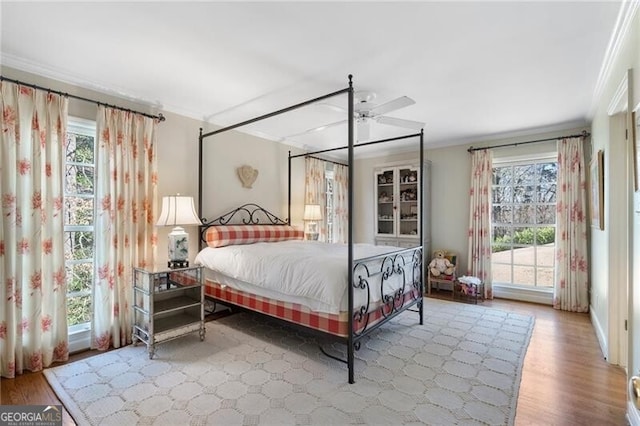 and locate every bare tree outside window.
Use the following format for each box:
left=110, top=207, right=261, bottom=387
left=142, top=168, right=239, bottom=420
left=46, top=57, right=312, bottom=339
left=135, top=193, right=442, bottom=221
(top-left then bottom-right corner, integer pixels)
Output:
left=492, top=159, right=557, bottom=287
